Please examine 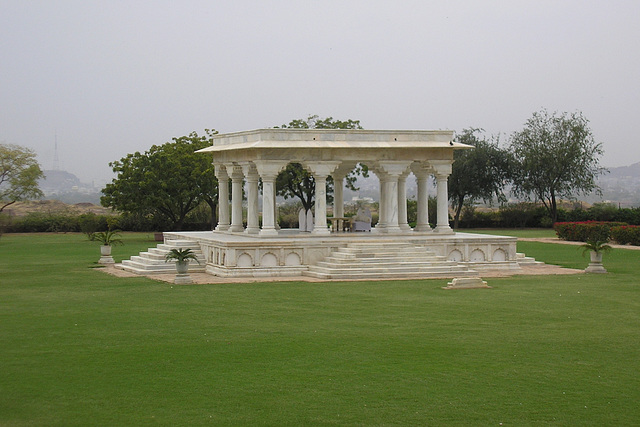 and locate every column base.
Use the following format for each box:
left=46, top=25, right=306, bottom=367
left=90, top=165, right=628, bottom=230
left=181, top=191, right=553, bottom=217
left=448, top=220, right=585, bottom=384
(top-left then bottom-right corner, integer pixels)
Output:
left=434, top=225, right=454, bottom=234
left=259, top=228, right=279, bottom=236
left=216, top=224, right=230, bottom=231
left=245, top=227, right=260, bottom=235
left=414, top=225, right=433, bottom=233
left=312, top=227, right=331, bottom=235
left=230, top=225, right=244, bottom=233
